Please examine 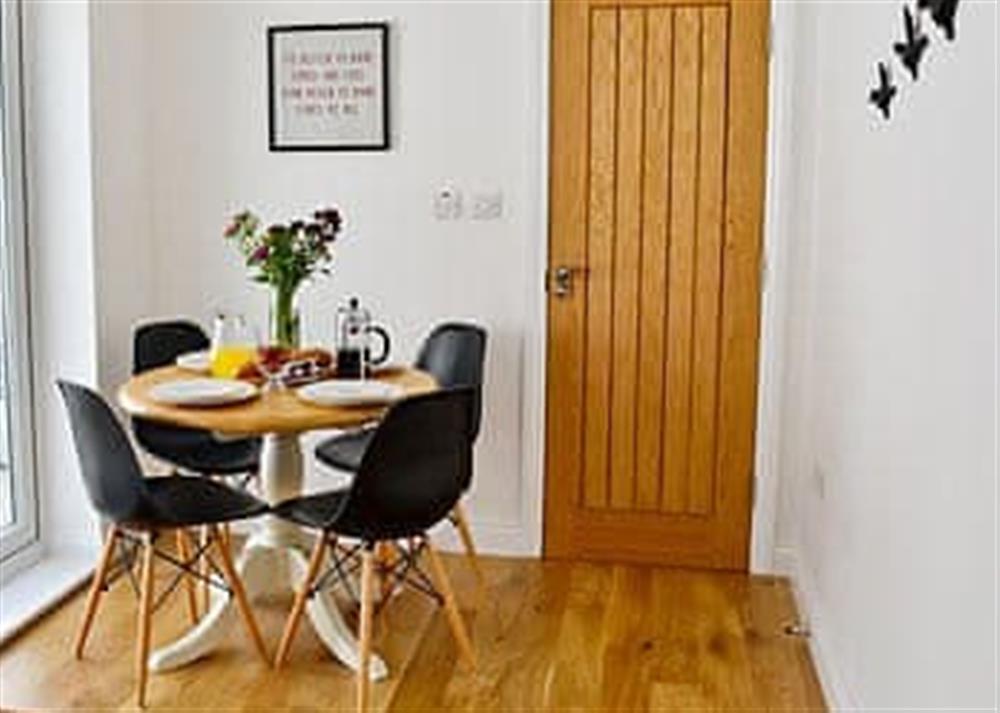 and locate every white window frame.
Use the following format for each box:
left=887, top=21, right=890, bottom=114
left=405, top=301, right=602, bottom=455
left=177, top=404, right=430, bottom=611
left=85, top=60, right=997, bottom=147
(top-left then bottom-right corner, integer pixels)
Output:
left=0, top=0, right=38, bottom=563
